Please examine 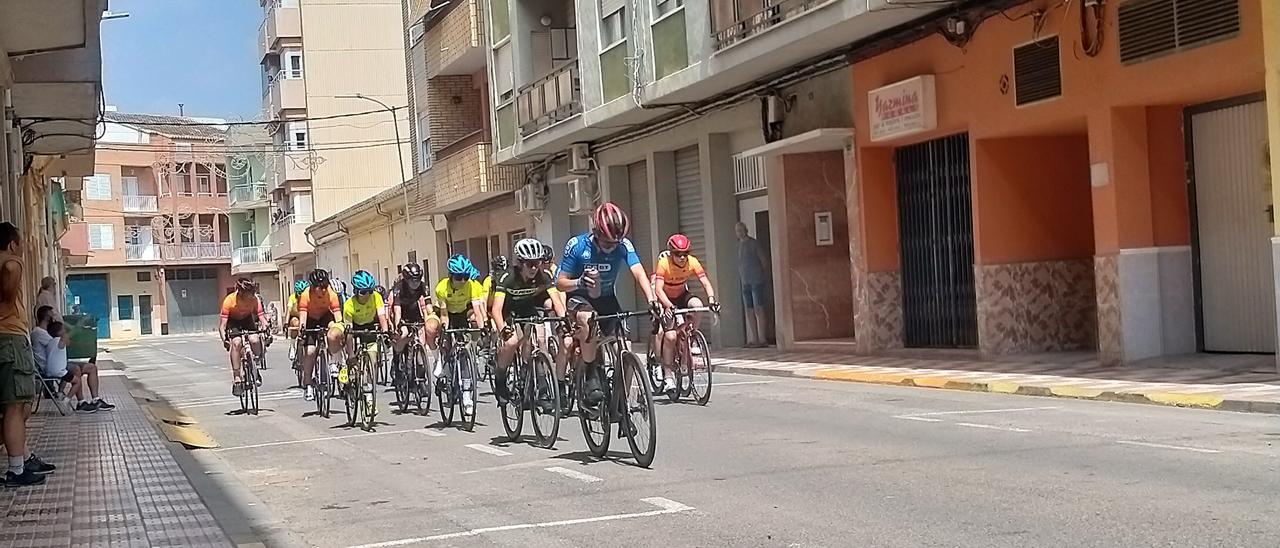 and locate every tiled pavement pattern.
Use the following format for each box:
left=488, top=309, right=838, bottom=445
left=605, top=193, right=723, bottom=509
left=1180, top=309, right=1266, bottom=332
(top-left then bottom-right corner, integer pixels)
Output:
left=713, top=348, right=1280, bottom=409
left=0, top=371, right=233, bottom=548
